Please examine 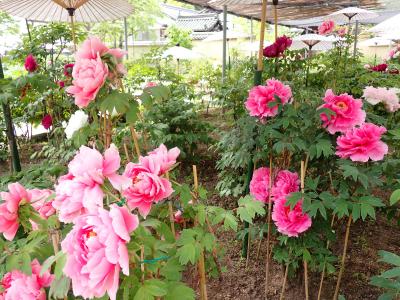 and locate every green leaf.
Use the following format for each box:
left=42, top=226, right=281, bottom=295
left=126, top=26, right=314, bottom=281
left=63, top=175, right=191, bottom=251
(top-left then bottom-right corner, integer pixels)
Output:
left=48, top=275, right=70, bottom=299
left=237, top=195, right=265, bottom=224
left=160, top=258, right=184, bottom=281
left=99, top=90, right=132, bottom=114
left=197, top=205, right=206, bottom=226
left=360, top=203, right=375, bottom=220
left=40, top=251, right=64, bottom=276
left=165, top=282, right=195, bottom=300
left=54, top=252, right=67, bottom=280
left=381, top=267, right=400, bottom=279
left=134, top=279, right=168, bottom=300
left=176, top=244, right=197, bottom=265
left=126, top=101, right=139, bottom=124
left=390, top=189, right=400, bottom=206
left=378, top=250, right=400, bottom=267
